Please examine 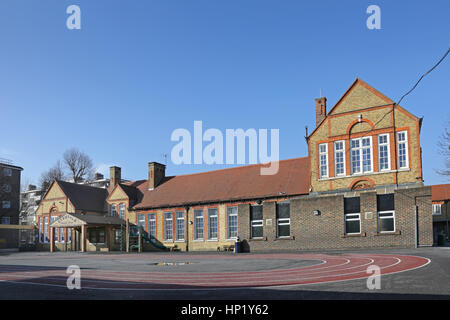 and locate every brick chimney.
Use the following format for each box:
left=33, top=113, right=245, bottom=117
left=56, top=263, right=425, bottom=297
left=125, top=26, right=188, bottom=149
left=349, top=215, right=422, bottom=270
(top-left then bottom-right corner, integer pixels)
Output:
left=315, top=97, right=327, bottom=127
left=148, top=162, right=166, bottom=190
left=109, top=166, right=121, bottom=189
